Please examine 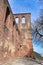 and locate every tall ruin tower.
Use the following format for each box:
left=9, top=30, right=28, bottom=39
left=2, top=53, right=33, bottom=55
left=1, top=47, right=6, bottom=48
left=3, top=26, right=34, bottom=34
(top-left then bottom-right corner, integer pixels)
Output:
left=13, top=13, right=32, bottom=41
left=13, top=13, right=33, bottom=51
left=0, top=0, right=34, bottom=63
